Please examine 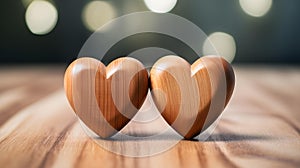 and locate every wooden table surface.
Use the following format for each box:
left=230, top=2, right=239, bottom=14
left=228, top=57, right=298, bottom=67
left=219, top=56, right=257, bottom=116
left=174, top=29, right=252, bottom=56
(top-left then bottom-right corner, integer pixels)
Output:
left=0, top=65, right=299, bottom=168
